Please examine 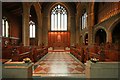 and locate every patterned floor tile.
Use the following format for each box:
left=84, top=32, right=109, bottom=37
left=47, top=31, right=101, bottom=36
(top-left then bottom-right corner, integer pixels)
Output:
left=33, top=52, right=85, bottom=77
